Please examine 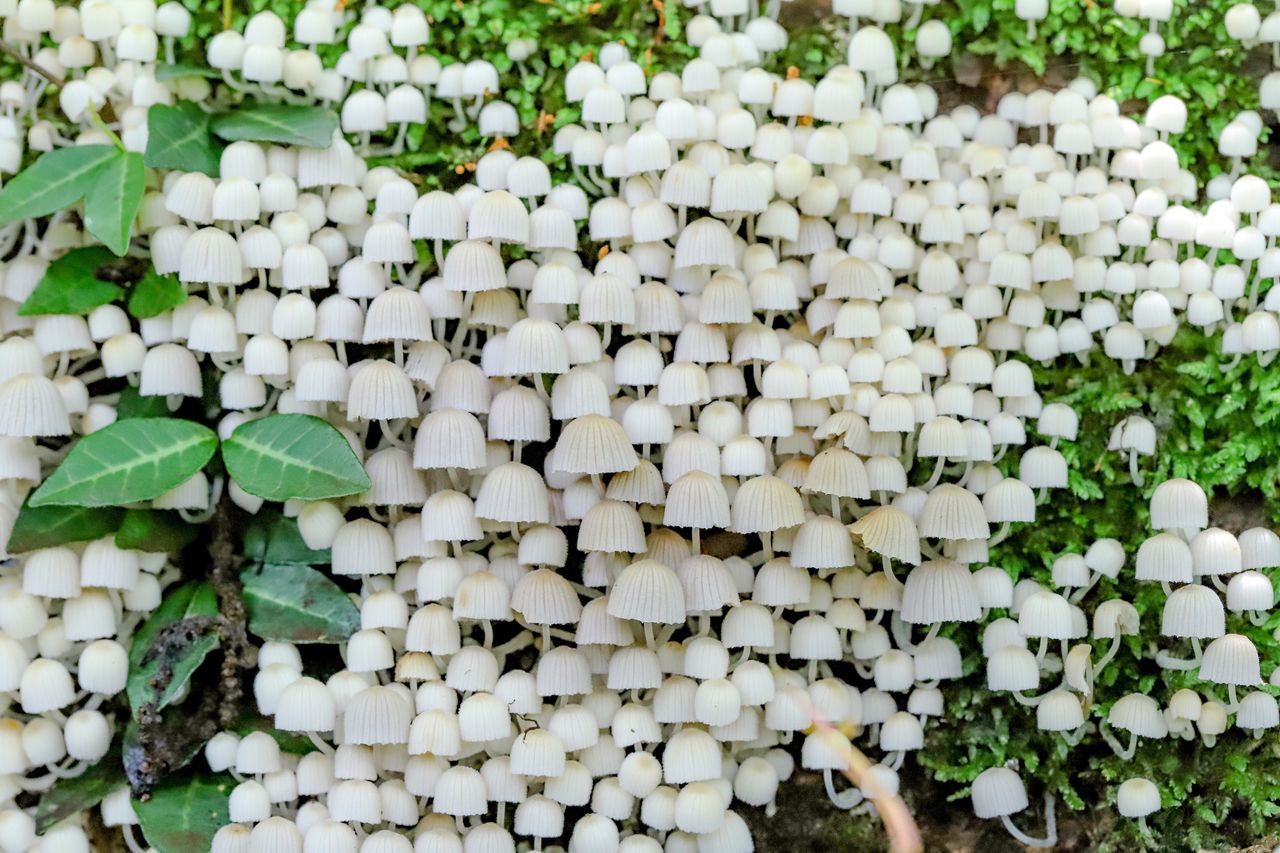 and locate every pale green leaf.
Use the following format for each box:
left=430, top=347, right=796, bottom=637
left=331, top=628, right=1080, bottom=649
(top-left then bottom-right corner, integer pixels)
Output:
left=242, top=563, right=359, bottom=643
left=18, top=247, right=123, bottom=316
left=210, top=104, right=338, bottom=148
left=135, top=774, right=232, bottom=852
left=84, top=151, right=145, bottom=256
left=144, top=102, right=223, bottom=177
left=222, top=414, right=370, bottom=501
left=0, top=145, right=118, bottom=223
